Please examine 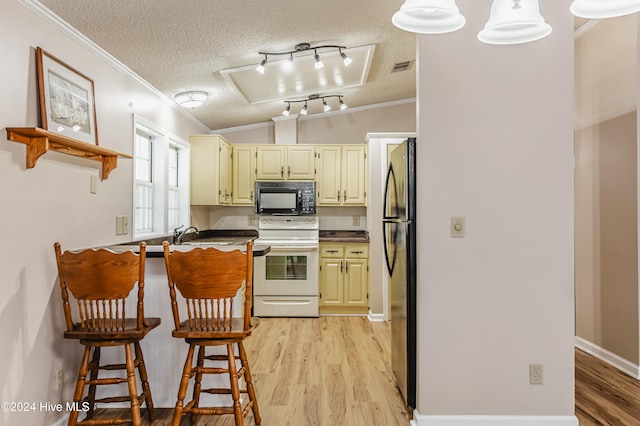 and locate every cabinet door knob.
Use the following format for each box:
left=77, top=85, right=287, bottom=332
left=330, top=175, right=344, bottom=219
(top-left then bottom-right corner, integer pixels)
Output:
left=340, top=261, right=343, bottom=272
left=288, top=166, right=291, bottom=177
left=281, top=166, right=284, bottom=177
left=337, top=191, right=341, bottom=202
left=345, top=261, right=349, bottom=273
